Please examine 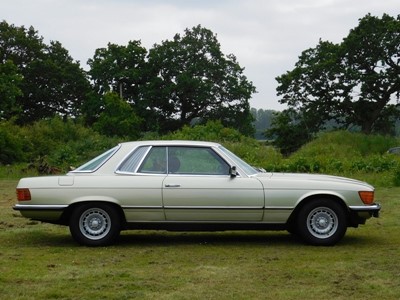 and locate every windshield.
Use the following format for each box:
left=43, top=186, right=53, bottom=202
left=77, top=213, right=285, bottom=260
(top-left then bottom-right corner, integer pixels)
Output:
left=72, top=145, right=119, bottom=173
left=218, top=146, right=258, bottom=176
